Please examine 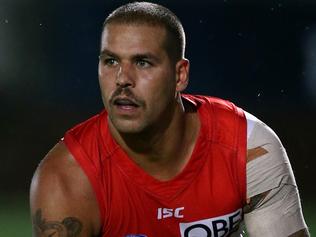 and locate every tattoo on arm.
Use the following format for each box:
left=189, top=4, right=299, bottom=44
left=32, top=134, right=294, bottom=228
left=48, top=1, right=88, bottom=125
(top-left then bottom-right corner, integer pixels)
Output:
left=243, top=191, right=270, bottom=214
left=32, top=209, right=83, bottom=237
